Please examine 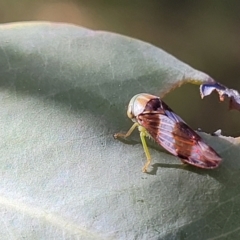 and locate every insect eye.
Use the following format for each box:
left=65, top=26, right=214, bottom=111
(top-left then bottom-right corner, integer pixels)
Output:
left=127, top=110, right=133, bottom=119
